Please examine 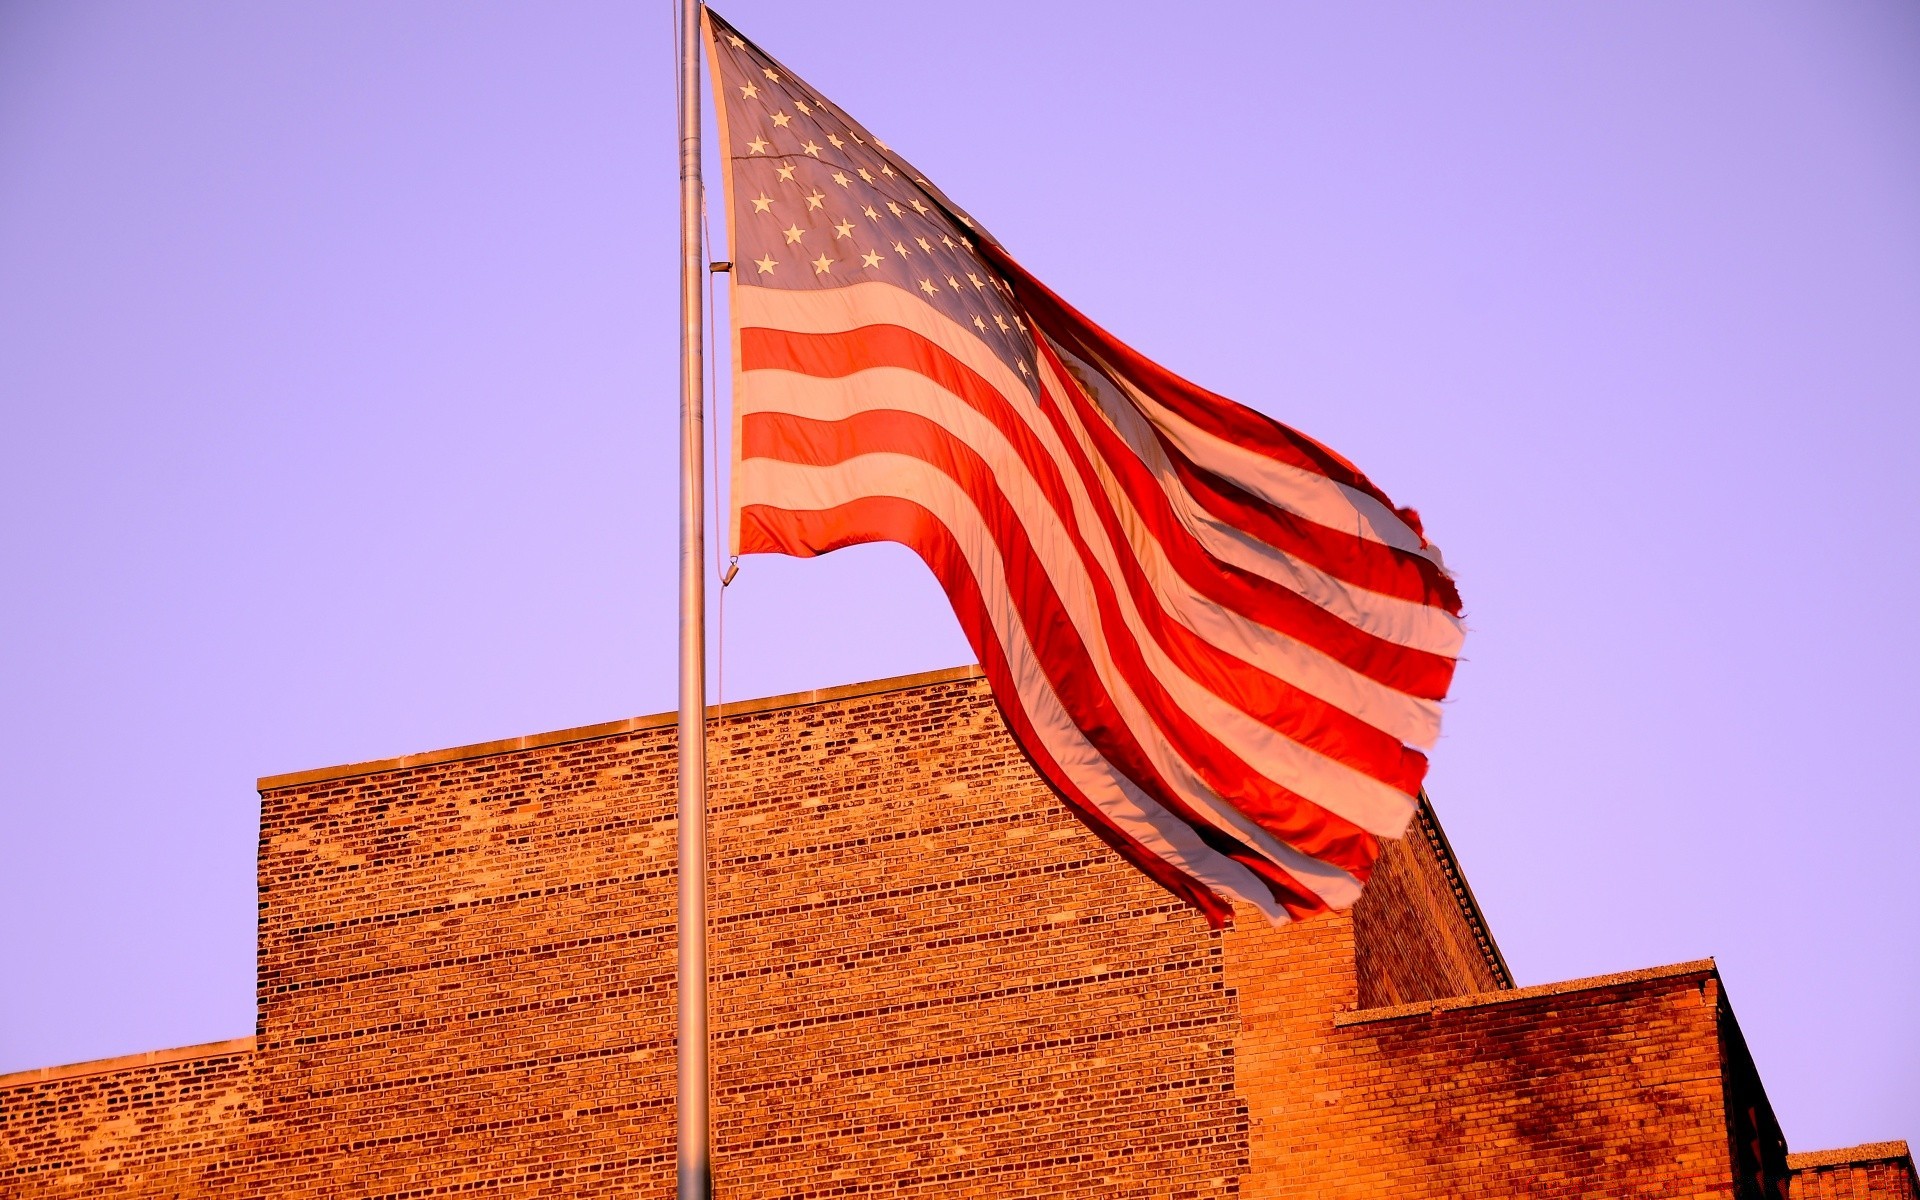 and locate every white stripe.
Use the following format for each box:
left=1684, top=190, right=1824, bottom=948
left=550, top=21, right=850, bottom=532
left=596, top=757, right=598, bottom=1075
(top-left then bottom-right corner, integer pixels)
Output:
left=738, top=450, right=1367, bottom=910
left=735, top=284, right=1448, bottom=746
left=741, top=365, right=1420, bottom=837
